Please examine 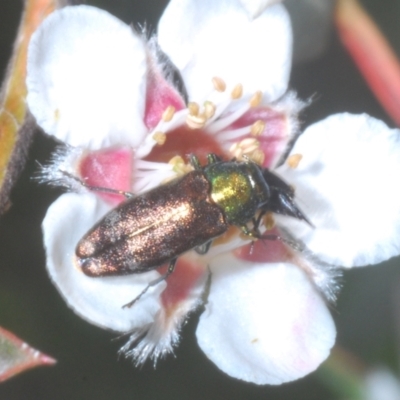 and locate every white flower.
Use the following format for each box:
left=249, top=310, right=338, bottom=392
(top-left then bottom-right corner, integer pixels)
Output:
left=365, top=368, right=400, bottom=400
left=26, top=1, right=400, bottom=385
